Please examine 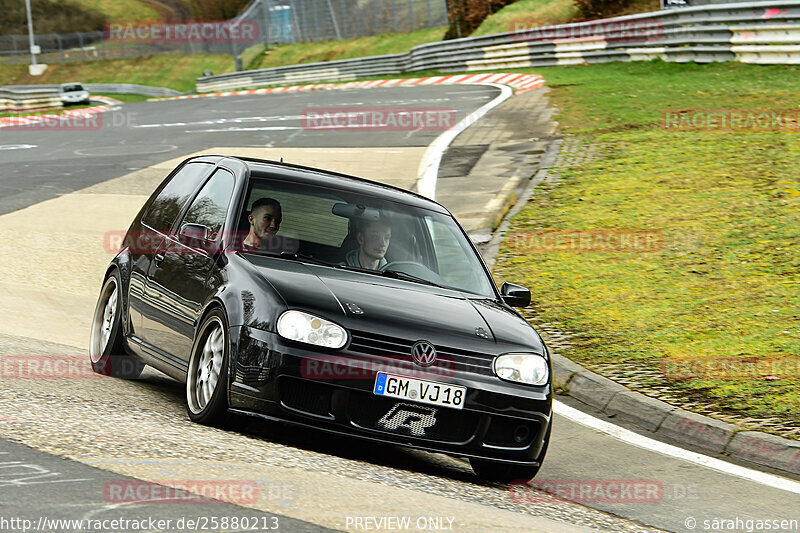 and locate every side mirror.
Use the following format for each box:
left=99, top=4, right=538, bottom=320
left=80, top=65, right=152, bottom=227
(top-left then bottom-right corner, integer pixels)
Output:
left=179, top=223, right=214, bottom=252
left=500, top=282, right=531, bottom=308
